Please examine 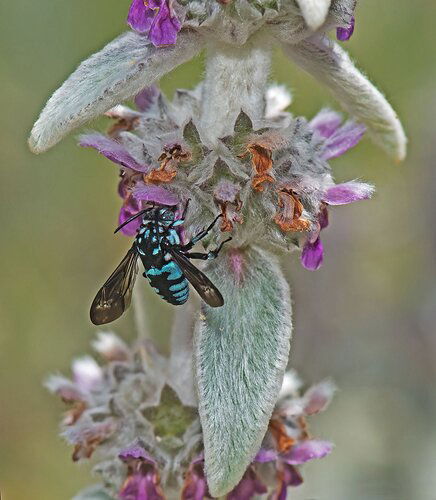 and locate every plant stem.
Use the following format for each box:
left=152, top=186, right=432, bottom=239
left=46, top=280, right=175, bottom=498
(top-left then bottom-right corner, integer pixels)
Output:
left=133, top=283, right=152, bottom=339
left=199, top=34, right=272, bottom=144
